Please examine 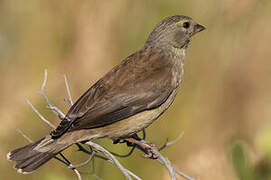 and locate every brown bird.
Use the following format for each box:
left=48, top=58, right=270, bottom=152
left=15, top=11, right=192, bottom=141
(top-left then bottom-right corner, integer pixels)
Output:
left=7, top=15, right=205, bottom=173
